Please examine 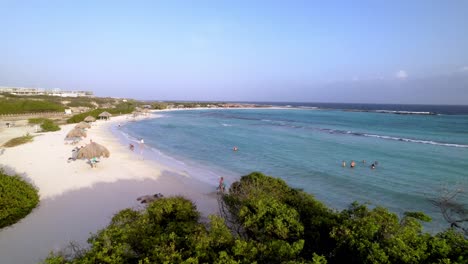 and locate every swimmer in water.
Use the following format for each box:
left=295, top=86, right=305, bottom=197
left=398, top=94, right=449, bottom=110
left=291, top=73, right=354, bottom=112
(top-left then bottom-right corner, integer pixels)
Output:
left=350, top=161, right=356, bottom=168
left=342, top=161, right=346, bottom=167
left=233, top=146, right=238, bottom=151
left=371, top=163, right=375, bottom=169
